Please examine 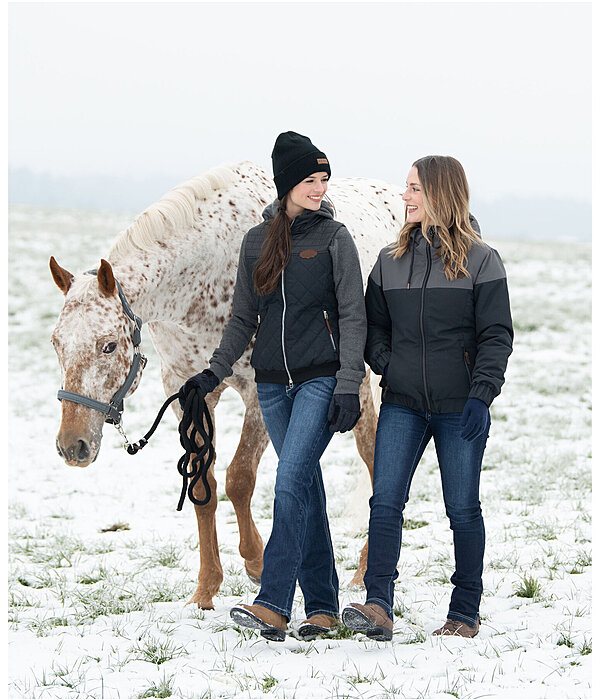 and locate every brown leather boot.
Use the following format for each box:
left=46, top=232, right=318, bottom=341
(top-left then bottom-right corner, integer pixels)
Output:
left=230, top=603, right=287, bottom=642
left=297, top=614, right=338, bottom=640
left=432, top=618, right=480, bottom=638
left=342, top=602, right=393, bottom=641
